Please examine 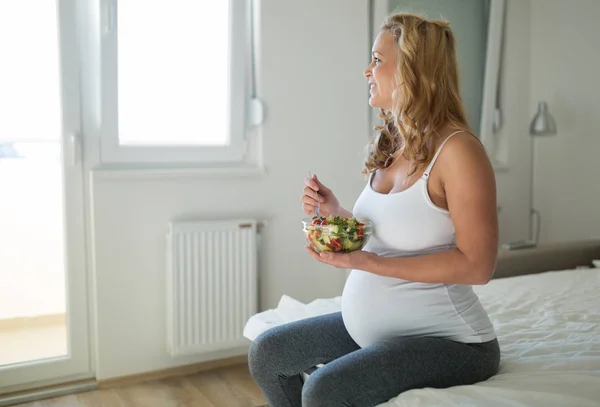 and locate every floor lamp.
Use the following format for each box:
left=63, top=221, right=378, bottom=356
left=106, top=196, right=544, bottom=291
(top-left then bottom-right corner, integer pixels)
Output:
left=502, top=101, right=557, bottom=250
